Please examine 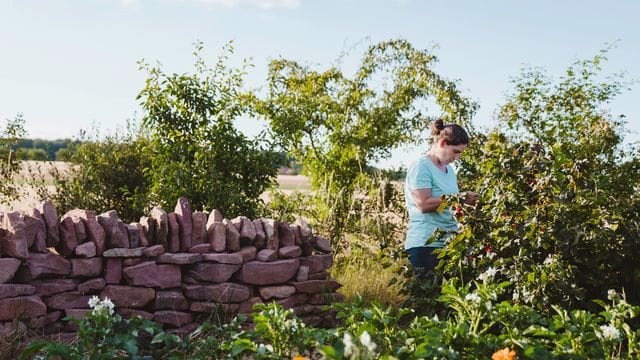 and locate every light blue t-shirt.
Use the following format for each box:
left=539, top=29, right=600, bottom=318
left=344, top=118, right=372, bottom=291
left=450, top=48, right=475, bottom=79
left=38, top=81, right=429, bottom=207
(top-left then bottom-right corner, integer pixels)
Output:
left=404, top=156, right=459, bottom=249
